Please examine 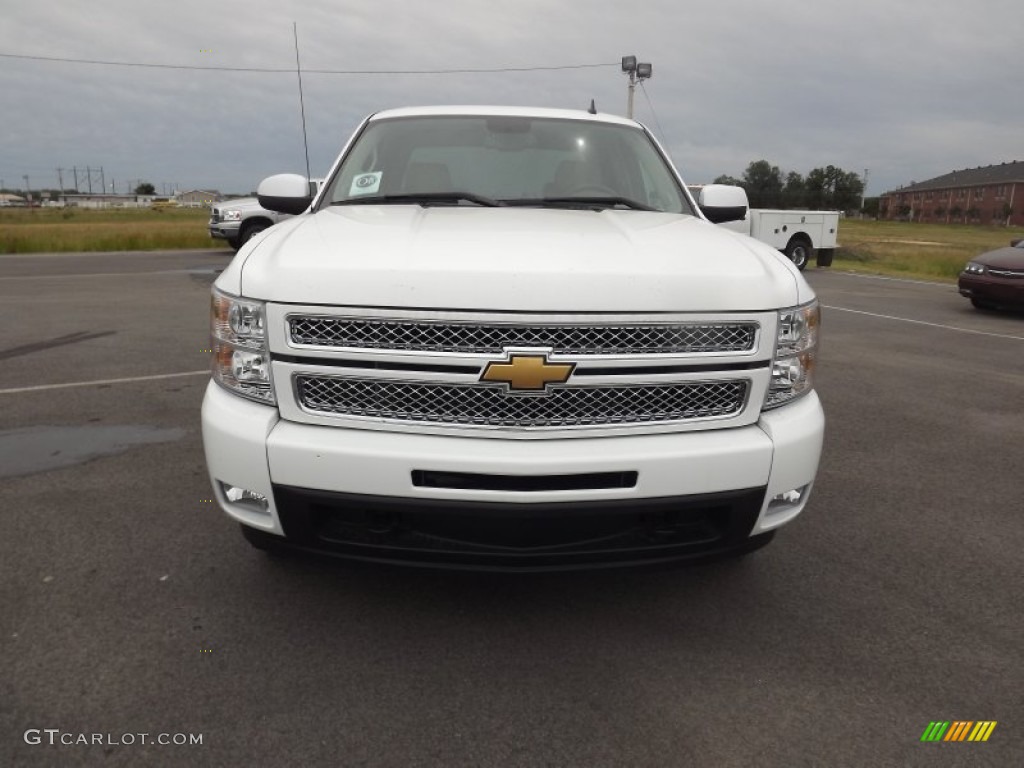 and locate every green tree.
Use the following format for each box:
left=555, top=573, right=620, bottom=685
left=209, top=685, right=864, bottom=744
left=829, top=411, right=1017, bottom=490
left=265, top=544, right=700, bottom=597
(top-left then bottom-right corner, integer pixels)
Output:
left=134, top=182, right=156, bottom=195
left=834, top=170, right=864, bottom=212
left=712, top=174, right=743, bottom=187
left=805, top=168, right=827, bottom=208
left=712, top=164, right=866, bottom=210
left=806, top=166, right=864, bottom=211
left=781, top=171, right=806, bottom=208
left=742, top=160, right=783, bottom=208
